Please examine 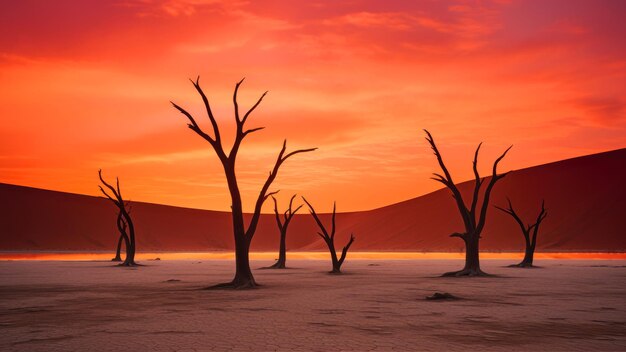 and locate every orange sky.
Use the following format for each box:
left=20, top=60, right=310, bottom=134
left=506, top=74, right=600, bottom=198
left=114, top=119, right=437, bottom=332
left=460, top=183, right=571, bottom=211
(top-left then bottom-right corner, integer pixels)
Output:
left=1, top=0, right=625, bottom=212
